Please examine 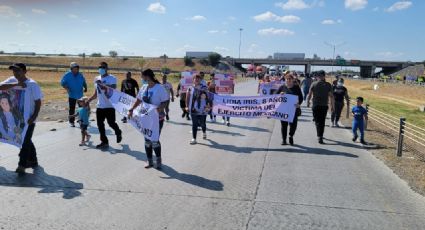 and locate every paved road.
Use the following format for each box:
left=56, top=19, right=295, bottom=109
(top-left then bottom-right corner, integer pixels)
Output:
left=1, top=80, right=425, bottom=230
